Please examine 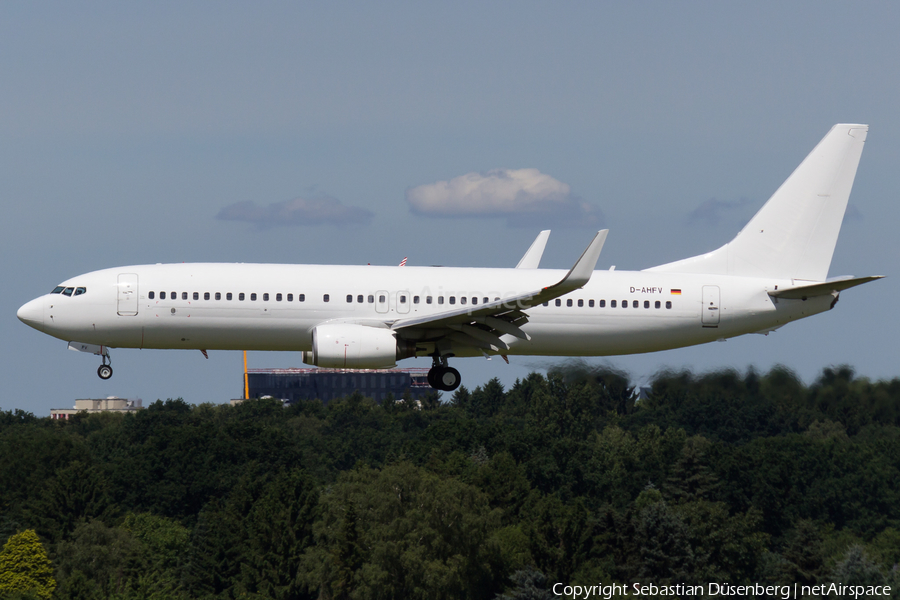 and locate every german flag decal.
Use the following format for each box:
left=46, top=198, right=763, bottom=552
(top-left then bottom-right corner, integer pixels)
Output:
left=670, top=289, right=682, bottom=295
